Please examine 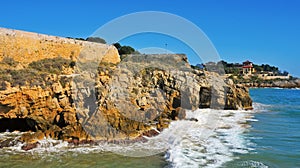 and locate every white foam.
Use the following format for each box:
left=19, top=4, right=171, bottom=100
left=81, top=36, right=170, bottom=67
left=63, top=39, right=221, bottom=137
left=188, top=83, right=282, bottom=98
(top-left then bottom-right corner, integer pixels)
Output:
left=238, top=160, right=269, bottom=168
left=0, top=105, right=265, bottom=168
left=164, top=108, right=258, bottom=168
left=252, top=102, right=271, bottom=112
